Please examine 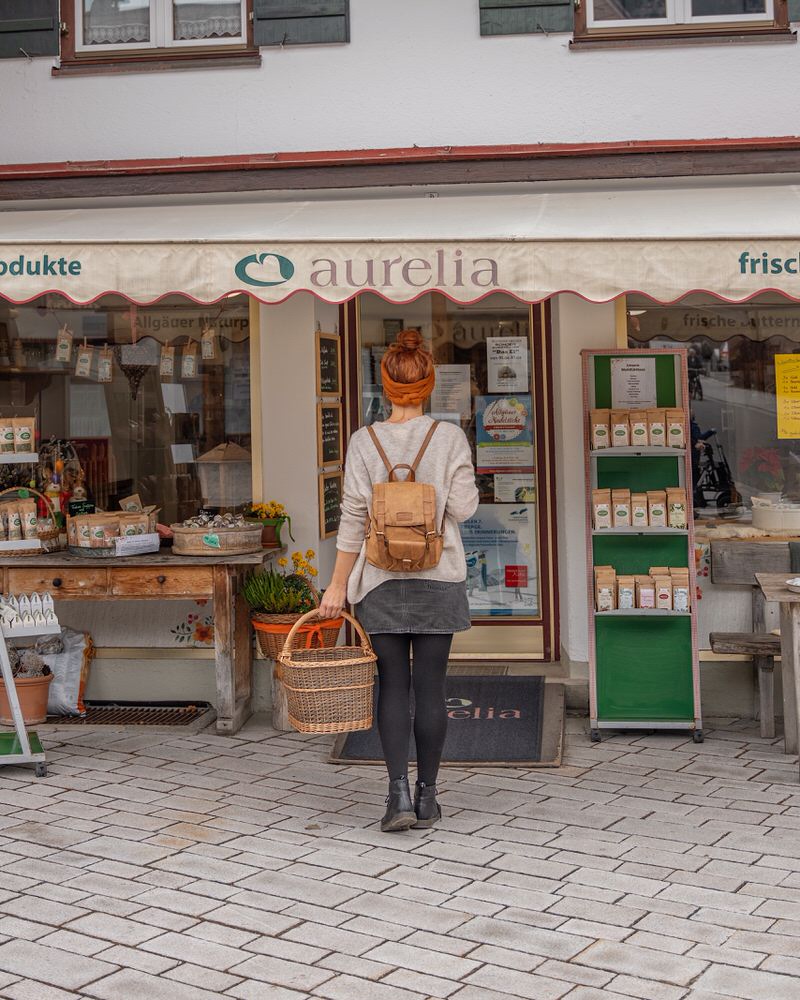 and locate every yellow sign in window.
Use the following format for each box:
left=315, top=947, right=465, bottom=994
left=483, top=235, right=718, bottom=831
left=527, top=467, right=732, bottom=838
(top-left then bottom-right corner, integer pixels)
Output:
left=775, top=354, right=800, bottom=439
